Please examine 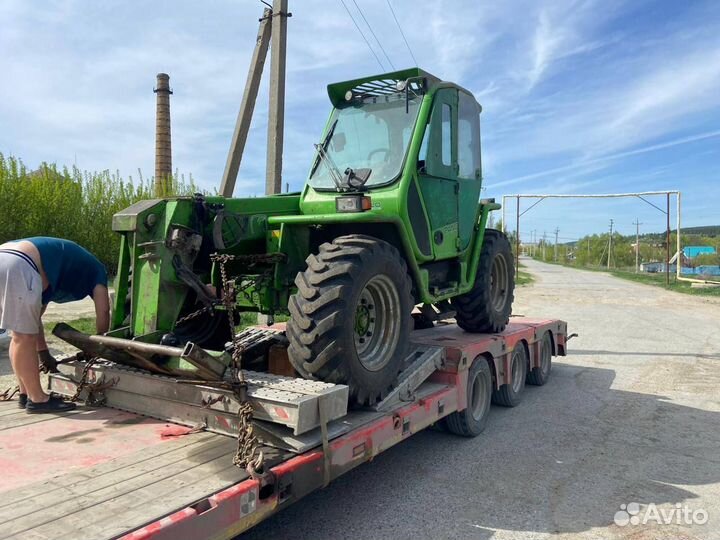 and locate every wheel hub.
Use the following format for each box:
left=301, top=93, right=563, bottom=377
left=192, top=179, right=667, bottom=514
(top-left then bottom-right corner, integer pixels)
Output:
left=490, top=254, right=509, bottom=312
left=353, top=274, right=401, bottom=371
